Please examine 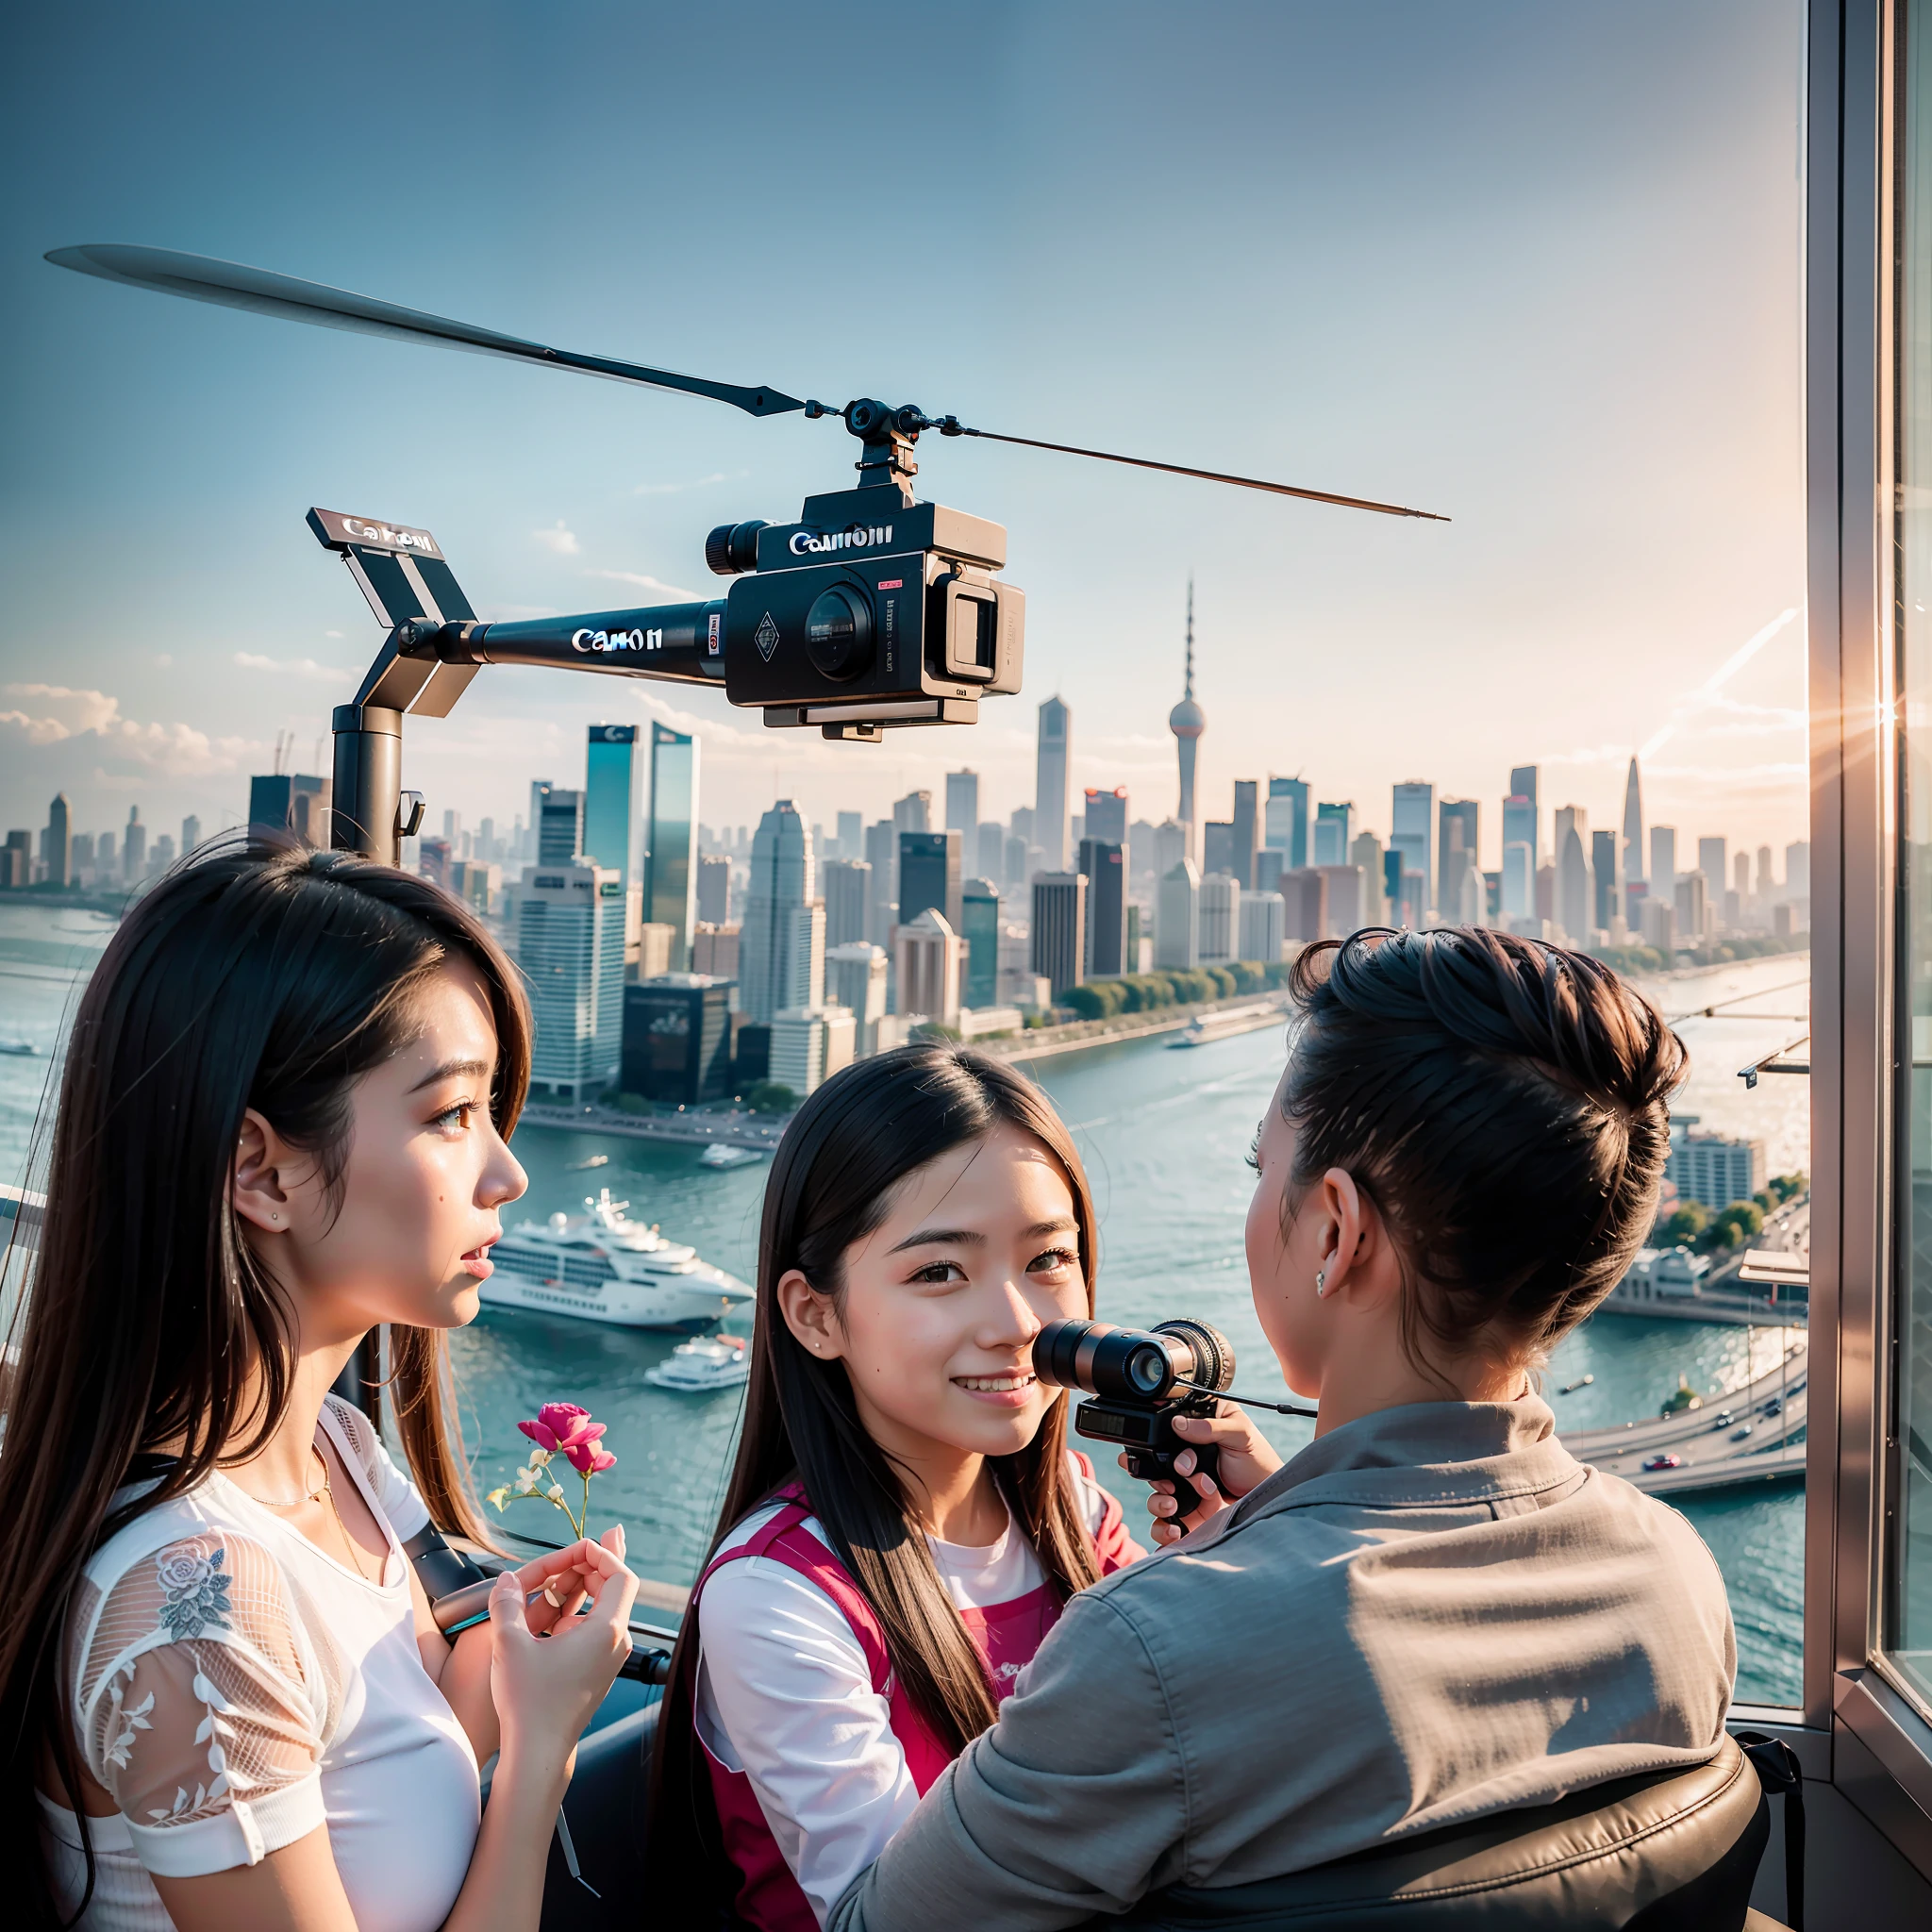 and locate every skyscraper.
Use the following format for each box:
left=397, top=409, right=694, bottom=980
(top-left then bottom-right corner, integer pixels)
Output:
left=1030, top=873, right=1087, bottom=996
left=820, top=858, right=867, bottom=949
left=1083, top=787, right=1128, bottom=846
left=180, top=815, right=201, bottom=857
left=1036, top=695, right=1071, bottom=872
left=1622, top=758, right=1645, bottom=885
left=583, top=724, right=644, bottom=889
left=1312, top=802, right=1354, bottom=867
left=1698, top=838, right=1727, bottom=908
left=864, top=818, right=897, bottom=943
left=123, top=807, right=146, bottom=881
left=1230, top=780, right=1258, bottom=889
left=1352, top=830, right=1387, bottom=924
left=976, top=821, right=1005, bottom=879
left=1591, top=829, right=1622, bottom=933
left=1439, top=799, right=1479, bottom=924
left=247, top=774, right=329, bottom=846
left=1077, top=838, right=1126, bottom=977
left=945, top=770, right=979, bottom=835
left=741, top=802, right=824, bottom=1023
left=644, top=724, right=699, bottom=969
left=1265, top=778, right=1308, bottom=869
left=826, top=942, right=889, bottom=1058
left=539, top=789, right=583, bottom=864
left=1198, top=872, right=1240, bottom=966
left=1507, top=766, right=1540, bottom=857
left=961, top=878, right=1000, bottom=1008
left=898, top=829, right=962, bottom=933
left=1557, top=822, right=1591, bottom=941
left=1651, top=826, right=1677, bottom=905
left=893, top=791, right=932, bottom=836
left=1501, top=787, right=1537, bottom=920
left=1391, top=783, right=1435, bottom=915
left=697, top=853, right=731, bottom=924
left=43, top=794, right=70, bottom=890
left=517, top=858, right=626, bottom=1100
left=895, top=909, right=964, bottom=1028
left=1169, top=579, right=1206, bottom=846
left=1157, top=858, right=1201, bottom=968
